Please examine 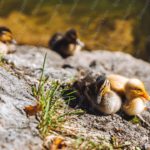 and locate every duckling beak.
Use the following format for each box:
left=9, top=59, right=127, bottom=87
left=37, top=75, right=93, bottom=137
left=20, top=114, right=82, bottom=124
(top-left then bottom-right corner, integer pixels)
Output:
left=76, top=39, right=84, bottom=47
left=11, top=39, right=17, bottom=44
left=142, top=91, right=150, bottom=101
